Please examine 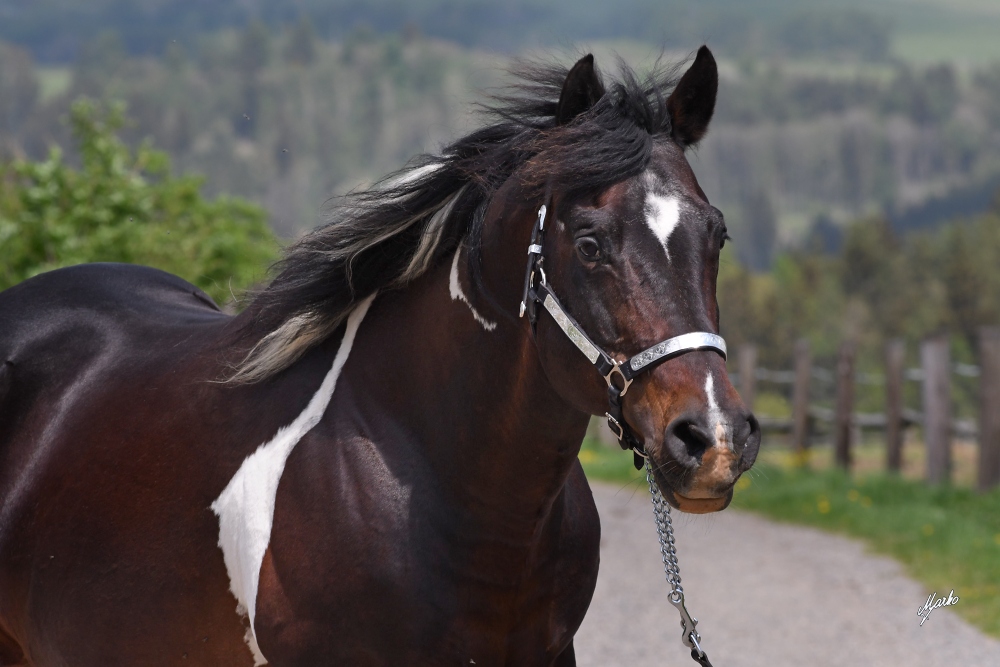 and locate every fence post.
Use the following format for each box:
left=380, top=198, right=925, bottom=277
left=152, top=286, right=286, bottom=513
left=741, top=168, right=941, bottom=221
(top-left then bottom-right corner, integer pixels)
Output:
left=834, top=341, right=857, bottom=470
left=791, top=339, right=811, bottom=455
left=738, top=344, right=757, bottom=413
left=885, top=339, right=906, bottom=473
left=922, top=337, right=952, bottom=484
left=978, top=327, right=1000, bottom=491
